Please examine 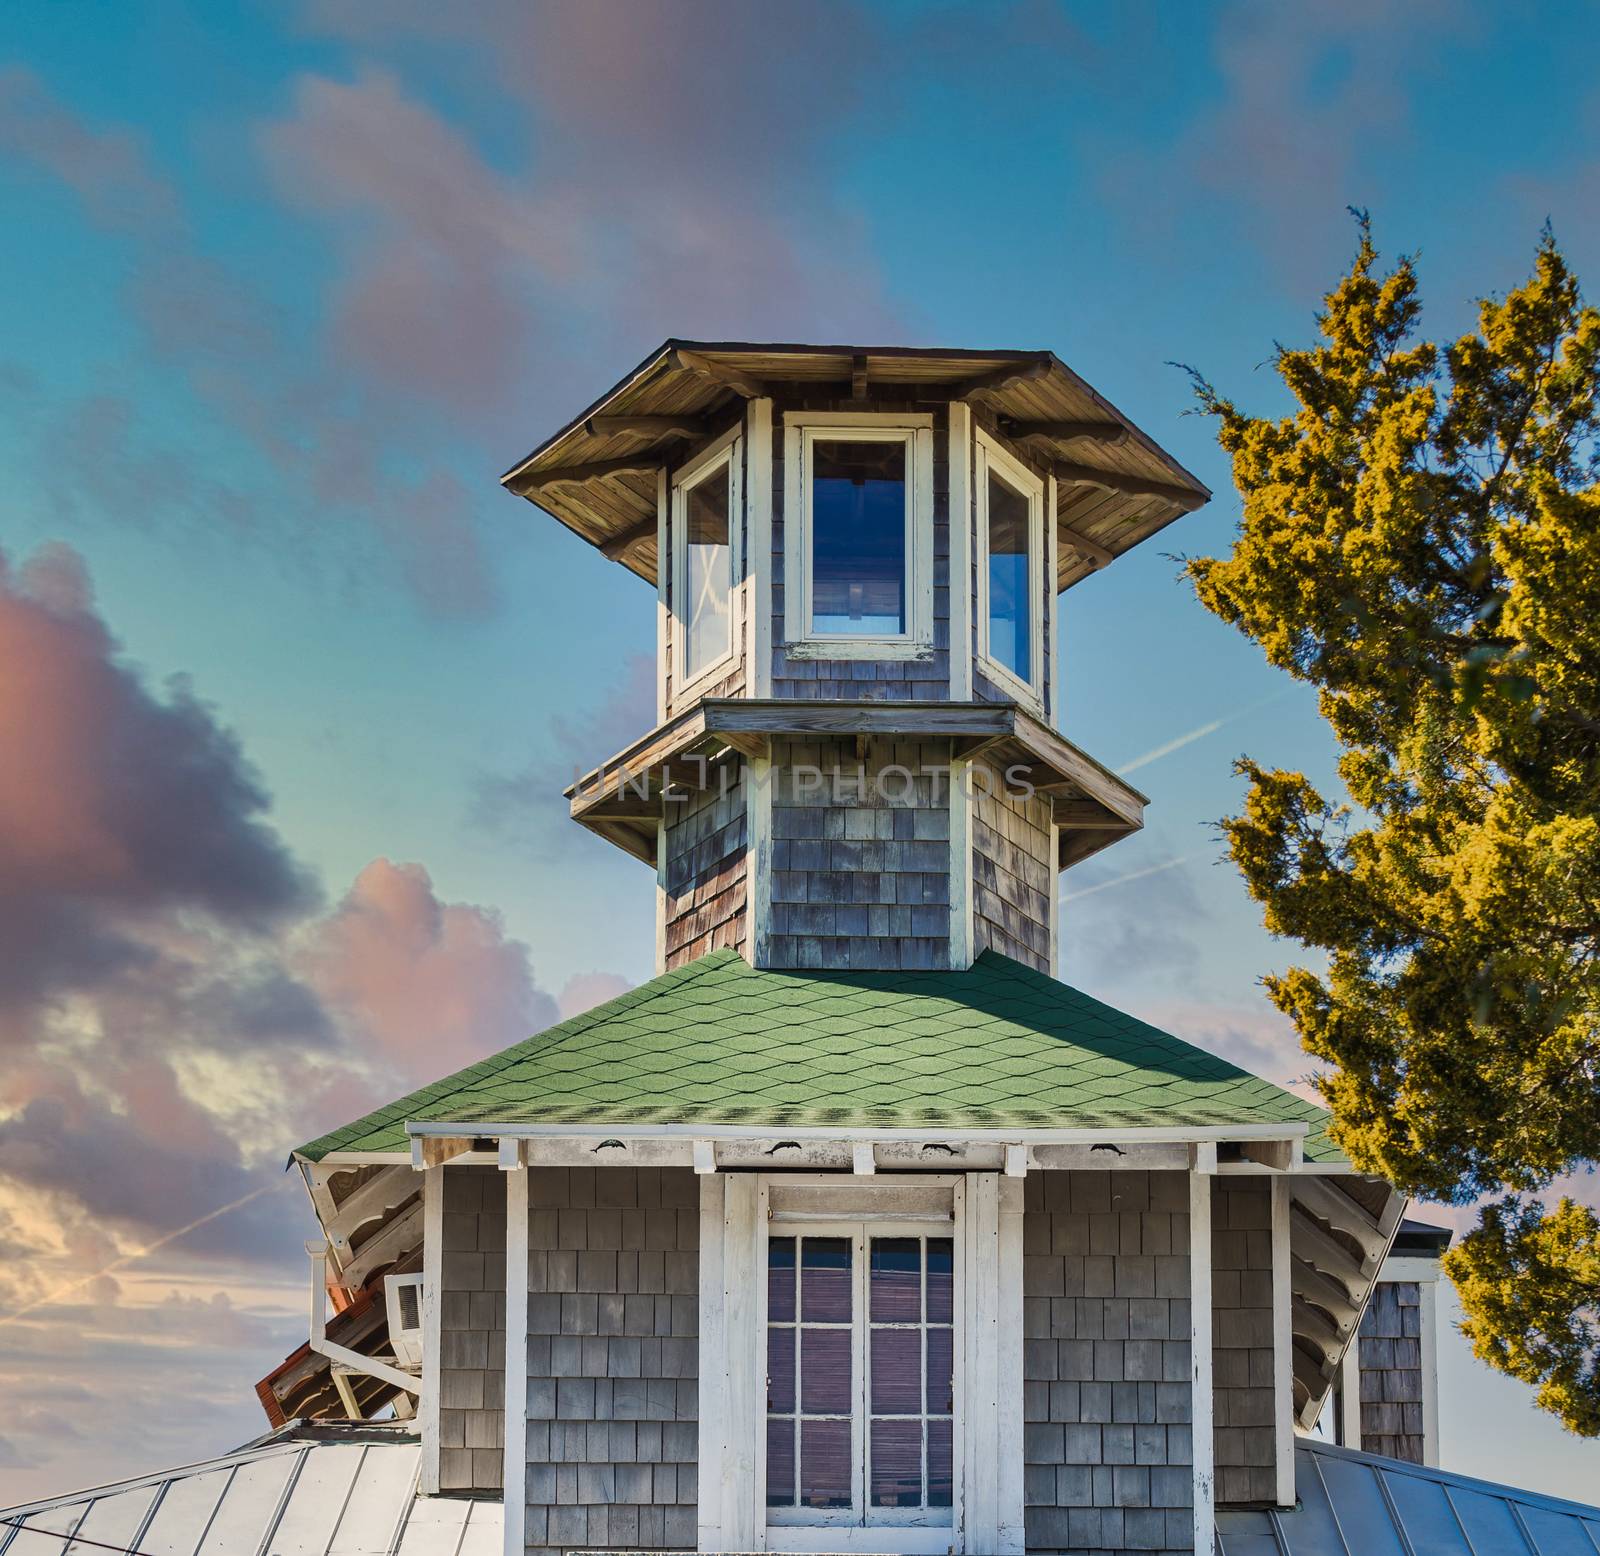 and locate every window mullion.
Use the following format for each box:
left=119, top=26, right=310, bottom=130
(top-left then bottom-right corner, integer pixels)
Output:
left=854, top=1224, right=868, bottom=1526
